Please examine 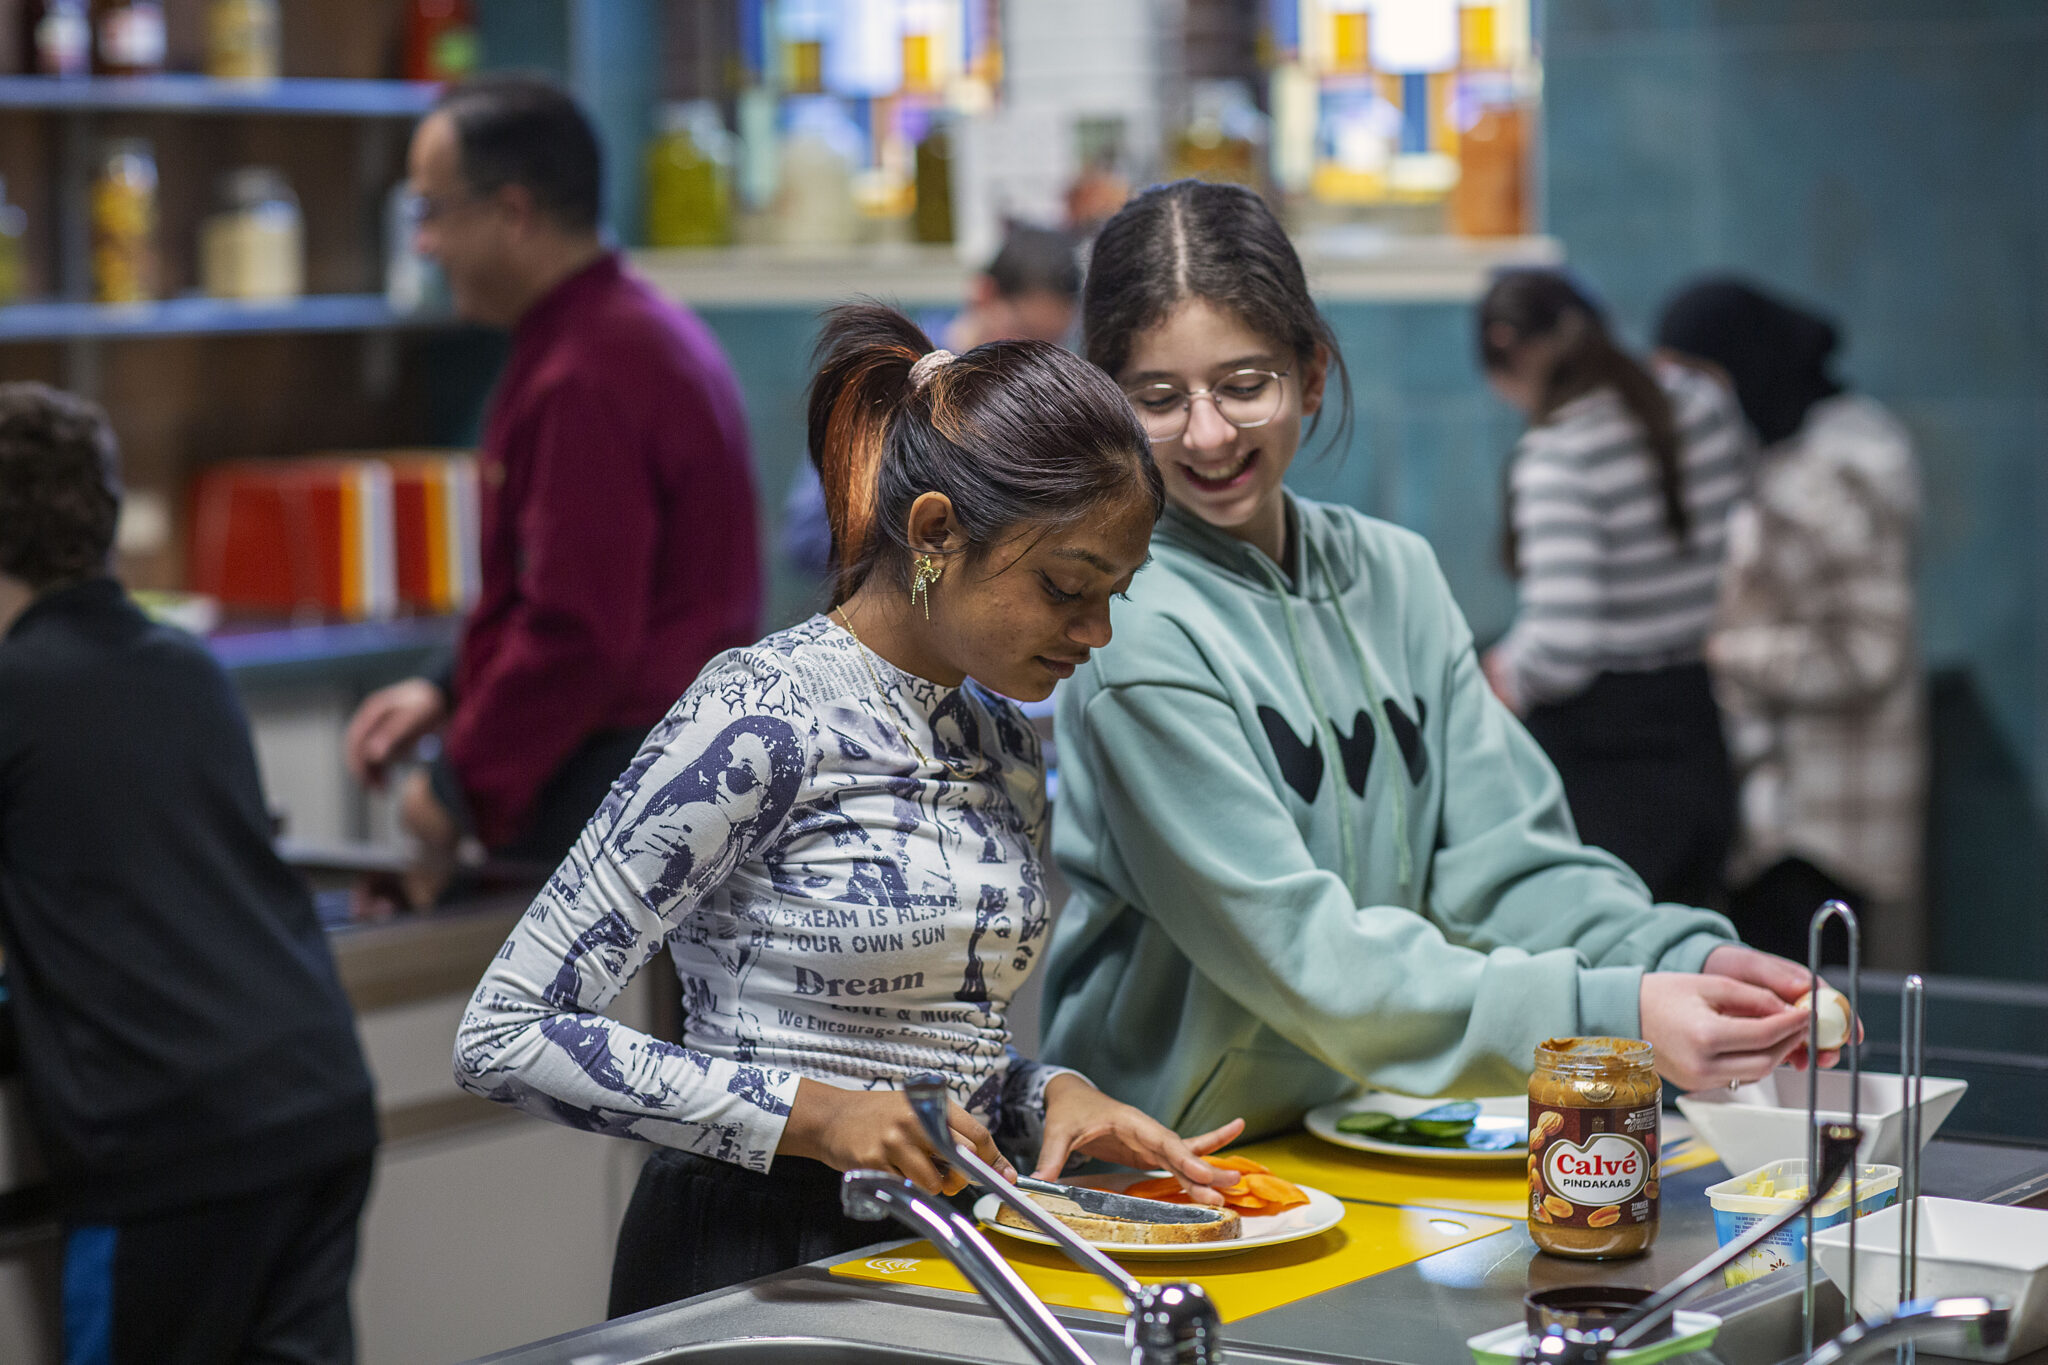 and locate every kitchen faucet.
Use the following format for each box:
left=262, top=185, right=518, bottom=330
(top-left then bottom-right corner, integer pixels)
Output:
left=839, top=1077, right=1224, bottom=1365
left=1802, top=1297, right=2008, bottom=1365
left=839, top=1171, right=1096, bottom=1365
